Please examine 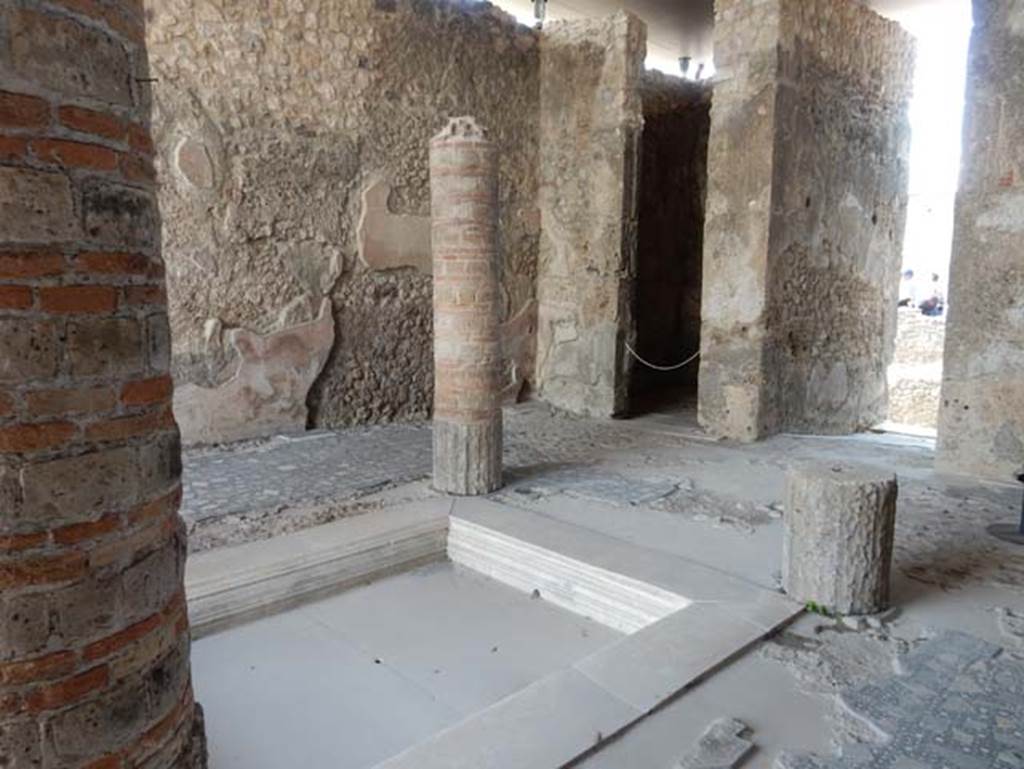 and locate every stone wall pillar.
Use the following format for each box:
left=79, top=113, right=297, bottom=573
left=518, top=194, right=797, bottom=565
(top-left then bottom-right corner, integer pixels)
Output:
left=697, top=0, right=781, bottom=442
left=937, top=0, right=1024, bottom=481
left=698, top=0, right=913, bottom=441
left=534, top=13, right=645, bottom=418
left=429, top=117, right=503, bottom=495
left=0, top=2, right=206, bottom=766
